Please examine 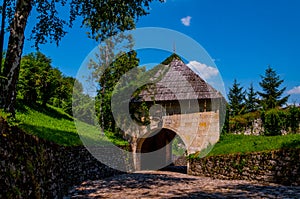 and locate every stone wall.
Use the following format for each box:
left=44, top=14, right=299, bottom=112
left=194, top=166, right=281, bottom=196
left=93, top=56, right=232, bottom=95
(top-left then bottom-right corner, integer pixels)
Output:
left=188, top=149, right=300, bottom=186
left=233, top=118, right=264, bottom=135
left=0, top=118, right=128, bottom=198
